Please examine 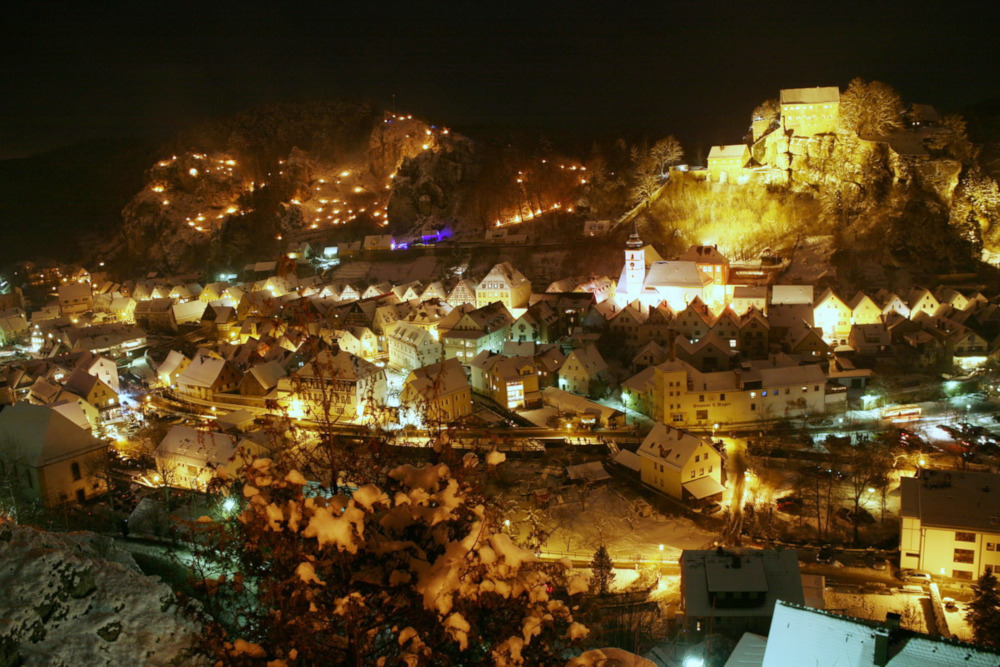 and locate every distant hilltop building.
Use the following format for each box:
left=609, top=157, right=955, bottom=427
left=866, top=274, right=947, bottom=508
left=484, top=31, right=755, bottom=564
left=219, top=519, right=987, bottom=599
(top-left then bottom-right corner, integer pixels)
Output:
left=779, top=86, right=840, bottom=136
left=706, top=145, right=751, bottom=184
